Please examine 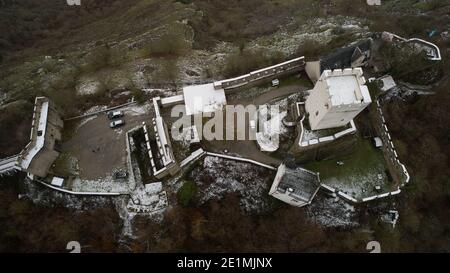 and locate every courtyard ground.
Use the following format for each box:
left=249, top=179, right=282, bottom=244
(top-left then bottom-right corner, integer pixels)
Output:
left=53, top=103, right=154, bottom=192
